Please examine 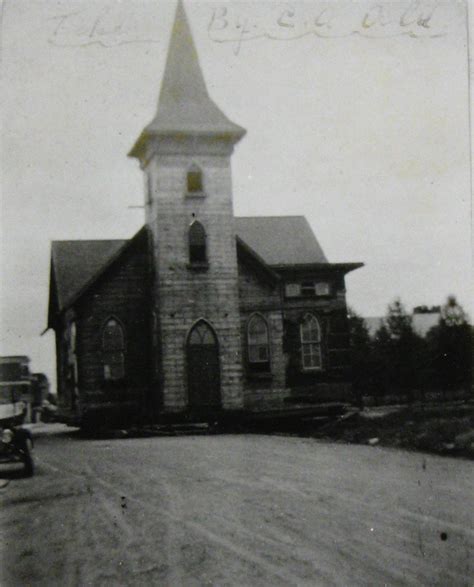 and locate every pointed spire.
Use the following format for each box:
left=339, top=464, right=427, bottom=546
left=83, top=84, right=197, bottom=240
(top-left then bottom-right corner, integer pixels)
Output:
left=158, top=0, right=210, bottom=115
left=129, top=0, right=245, bottom=158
